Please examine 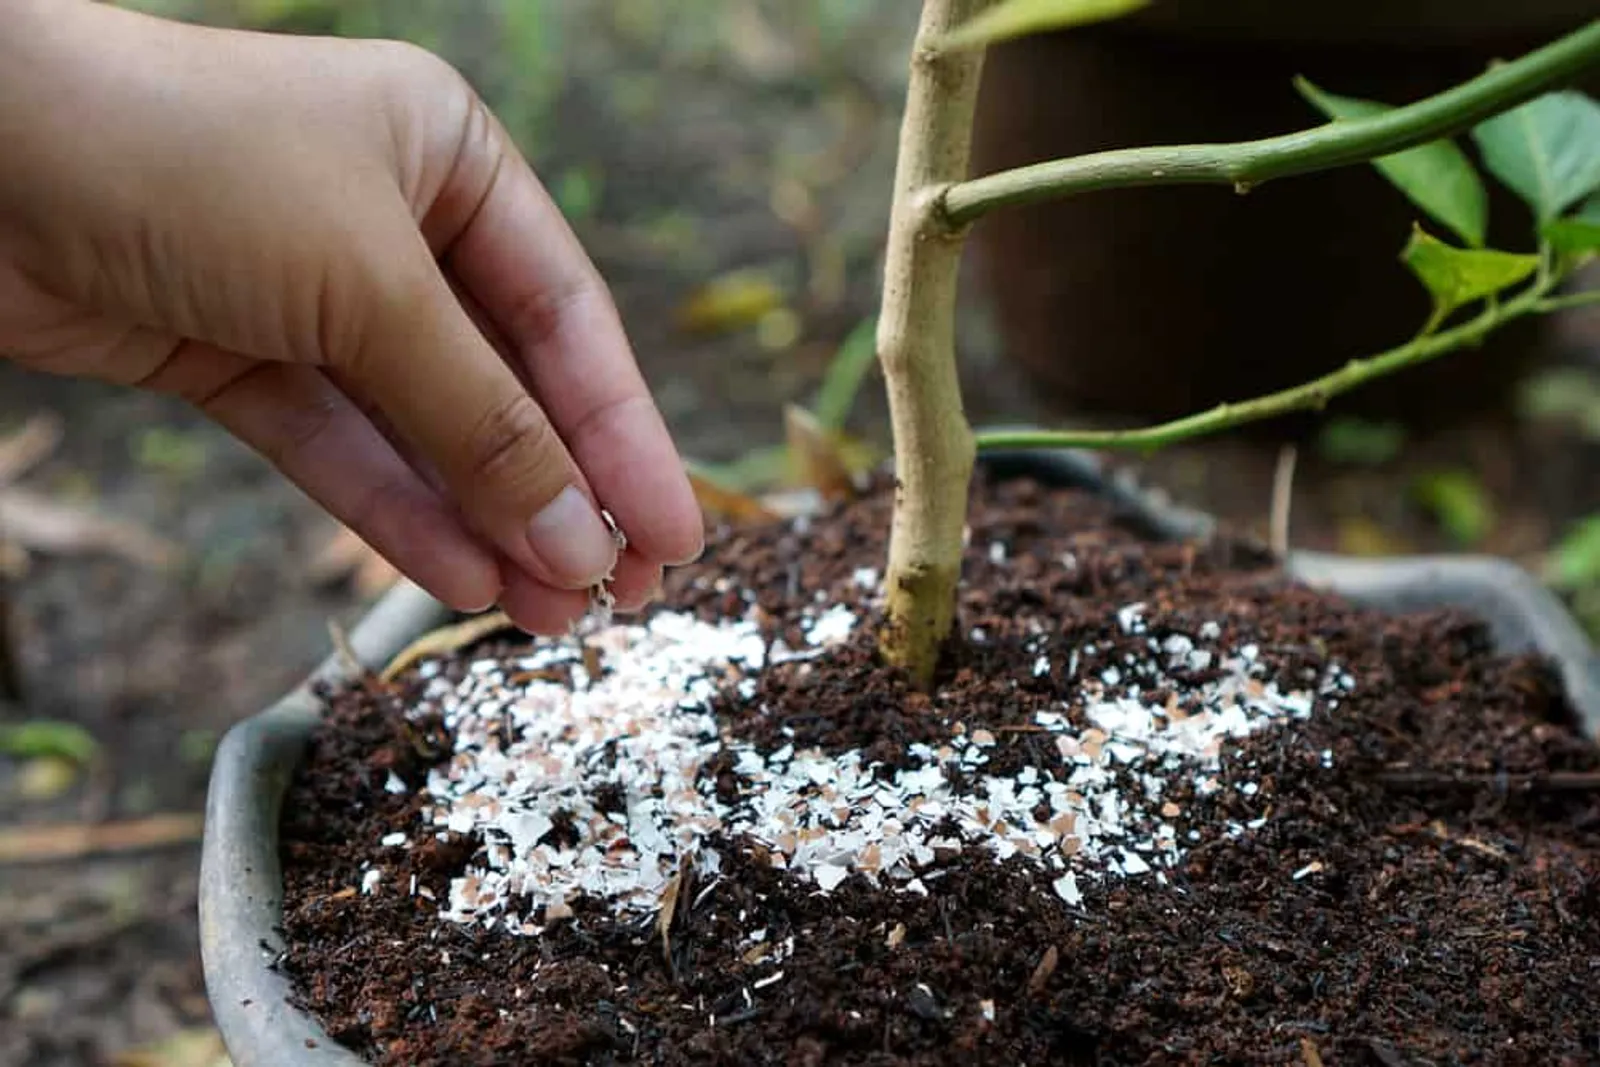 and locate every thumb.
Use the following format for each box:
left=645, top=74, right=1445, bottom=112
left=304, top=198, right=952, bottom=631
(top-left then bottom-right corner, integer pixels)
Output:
left=333, top=220, right=620, bottom=593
